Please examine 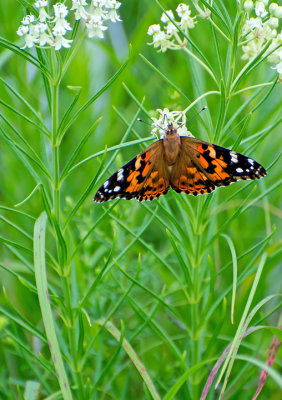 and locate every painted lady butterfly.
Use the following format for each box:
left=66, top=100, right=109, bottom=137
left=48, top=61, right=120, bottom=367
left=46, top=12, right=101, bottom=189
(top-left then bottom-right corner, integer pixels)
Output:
left=94, top=123, right=267, bottom=202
